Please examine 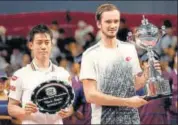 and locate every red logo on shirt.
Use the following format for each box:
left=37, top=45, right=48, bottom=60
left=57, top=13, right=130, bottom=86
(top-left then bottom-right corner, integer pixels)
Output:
left=125, top=57, right=132, bottom=62
left=11, top=76, right=18, bottom=81
left=10, top=85, right=16, bottom=91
